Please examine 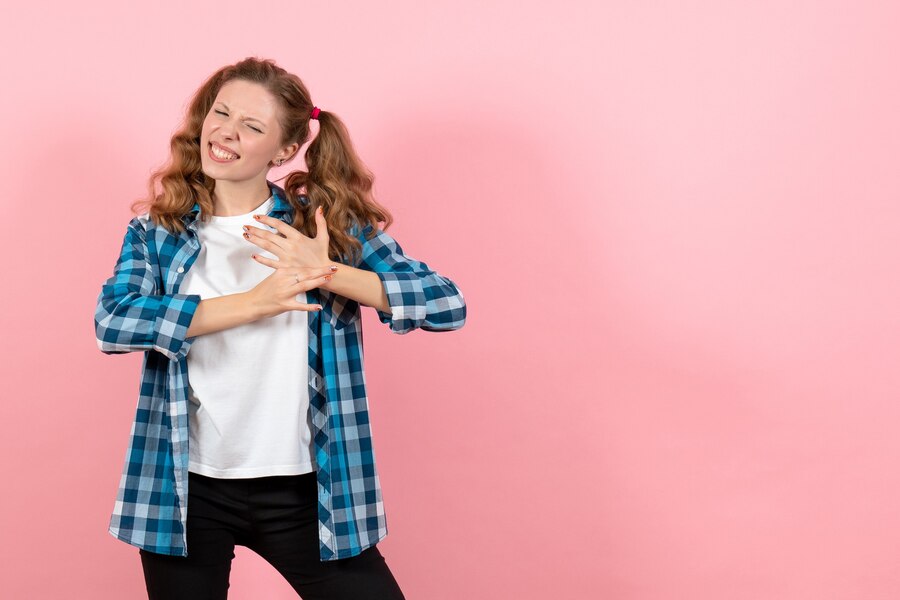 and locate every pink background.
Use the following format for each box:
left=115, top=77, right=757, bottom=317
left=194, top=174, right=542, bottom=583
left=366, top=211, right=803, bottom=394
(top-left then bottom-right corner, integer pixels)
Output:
left=2, top=1, right=899, bottom=598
